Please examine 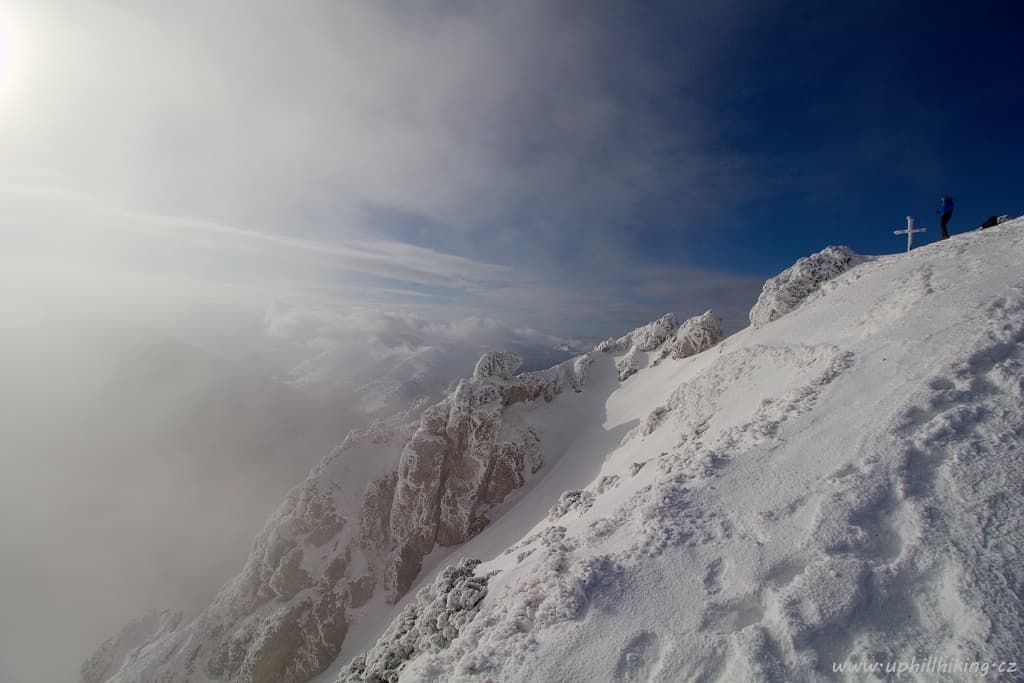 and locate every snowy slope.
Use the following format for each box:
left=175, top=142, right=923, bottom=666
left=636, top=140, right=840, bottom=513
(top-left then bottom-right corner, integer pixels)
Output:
left=336, top=222, right=1024, bottom=682
left=88, top=221, right=1024, bottom=683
